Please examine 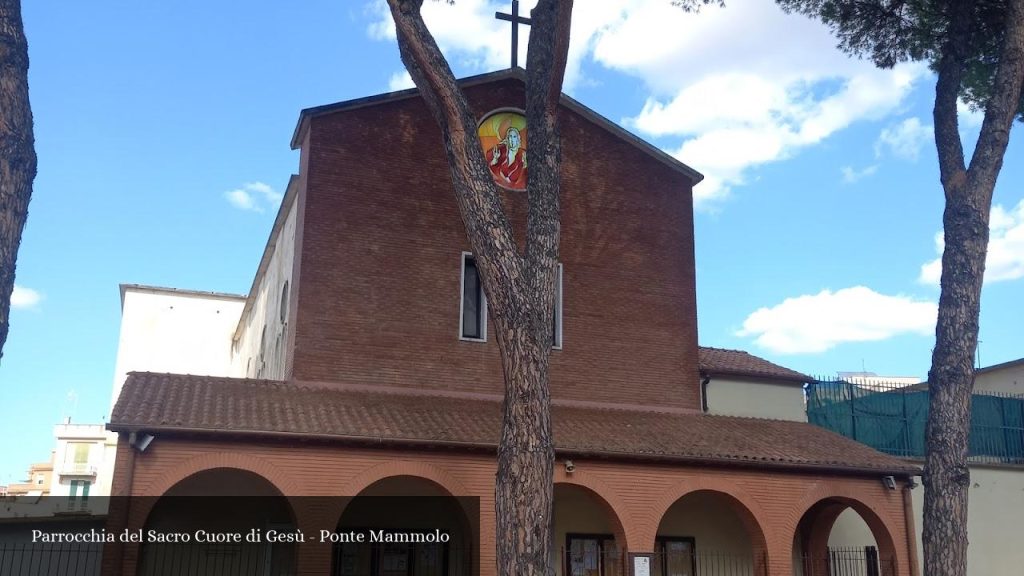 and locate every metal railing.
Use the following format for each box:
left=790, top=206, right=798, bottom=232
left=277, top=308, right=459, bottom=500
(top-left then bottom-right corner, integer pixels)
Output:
left=558, top=545, right=625, bottom=576
left=59, top=464, right=98, bottom=477
left=796, top=547, right=894, bottom=576
left=556, top=547, right=766, bottom=576
left=332, top=541, right=471, bottom=575
left=806, top=379, right=1024, bottom=464
left=0, top=542, right=102, bottom=576
left=138, top=542, right=296, bottom=576
left=650, top=550, right=766, bottom=576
